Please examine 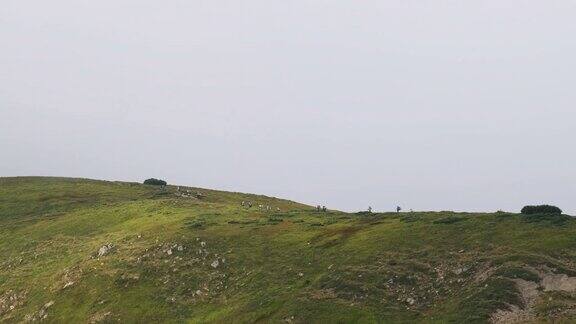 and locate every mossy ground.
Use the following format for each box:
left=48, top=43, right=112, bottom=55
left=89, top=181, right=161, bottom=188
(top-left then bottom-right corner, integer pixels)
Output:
left=2, top=177, right=576, bottom=323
